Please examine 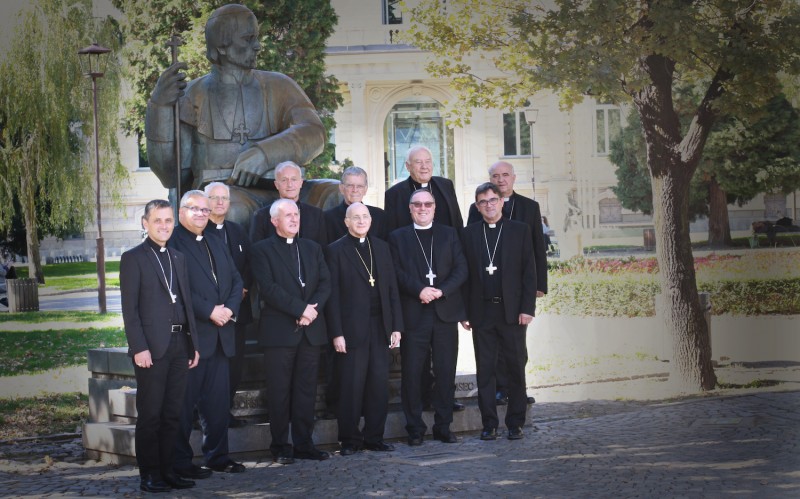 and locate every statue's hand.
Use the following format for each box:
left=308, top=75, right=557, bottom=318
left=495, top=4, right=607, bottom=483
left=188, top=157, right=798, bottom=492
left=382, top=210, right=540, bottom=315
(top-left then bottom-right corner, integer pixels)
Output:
left=229, top=147, right=268, bottom=187
left=150, top=62, right=188, bottom=107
